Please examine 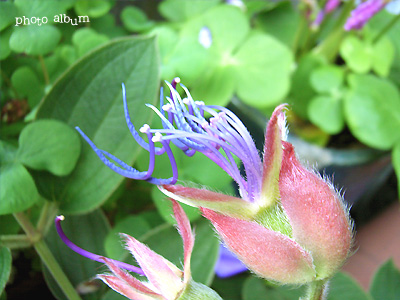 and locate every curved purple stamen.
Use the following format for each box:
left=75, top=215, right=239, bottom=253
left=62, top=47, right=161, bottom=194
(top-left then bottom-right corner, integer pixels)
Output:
left=55, top=215, right=144, bottom=276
